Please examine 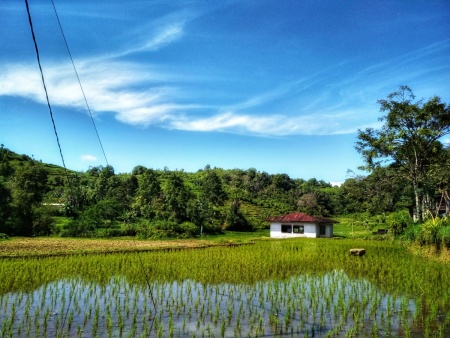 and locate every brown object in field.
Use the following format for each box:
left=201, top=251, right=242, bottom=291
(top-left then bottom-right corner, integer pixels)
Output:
left=349, top=248, right=366, bottom=256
